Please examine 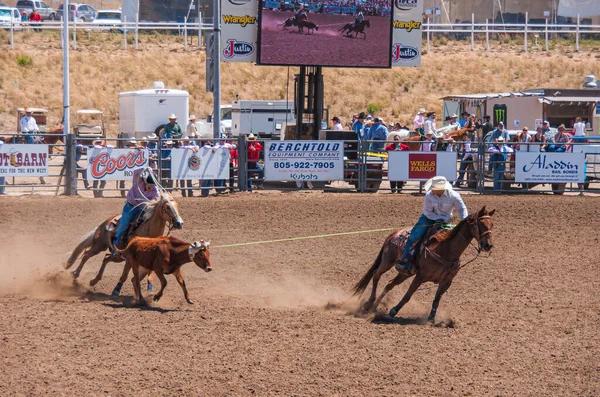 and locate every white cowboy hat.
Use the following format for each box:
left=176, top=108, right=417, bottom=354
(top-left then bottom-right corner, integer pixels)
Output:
left=450, top=113, right=458, bottom=118
left=418, top=108, right=427, bottom=114
left=189, top=115, right=197, bottom=120
left=126, top=139, right=137, bottom=146
left=164, top=140, right=174, bottom=145
left=147, top=133, right=157, bottom=139
left=425, top=176, right=453, bottom=192
left=168, top=114, right=178, bottom=120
